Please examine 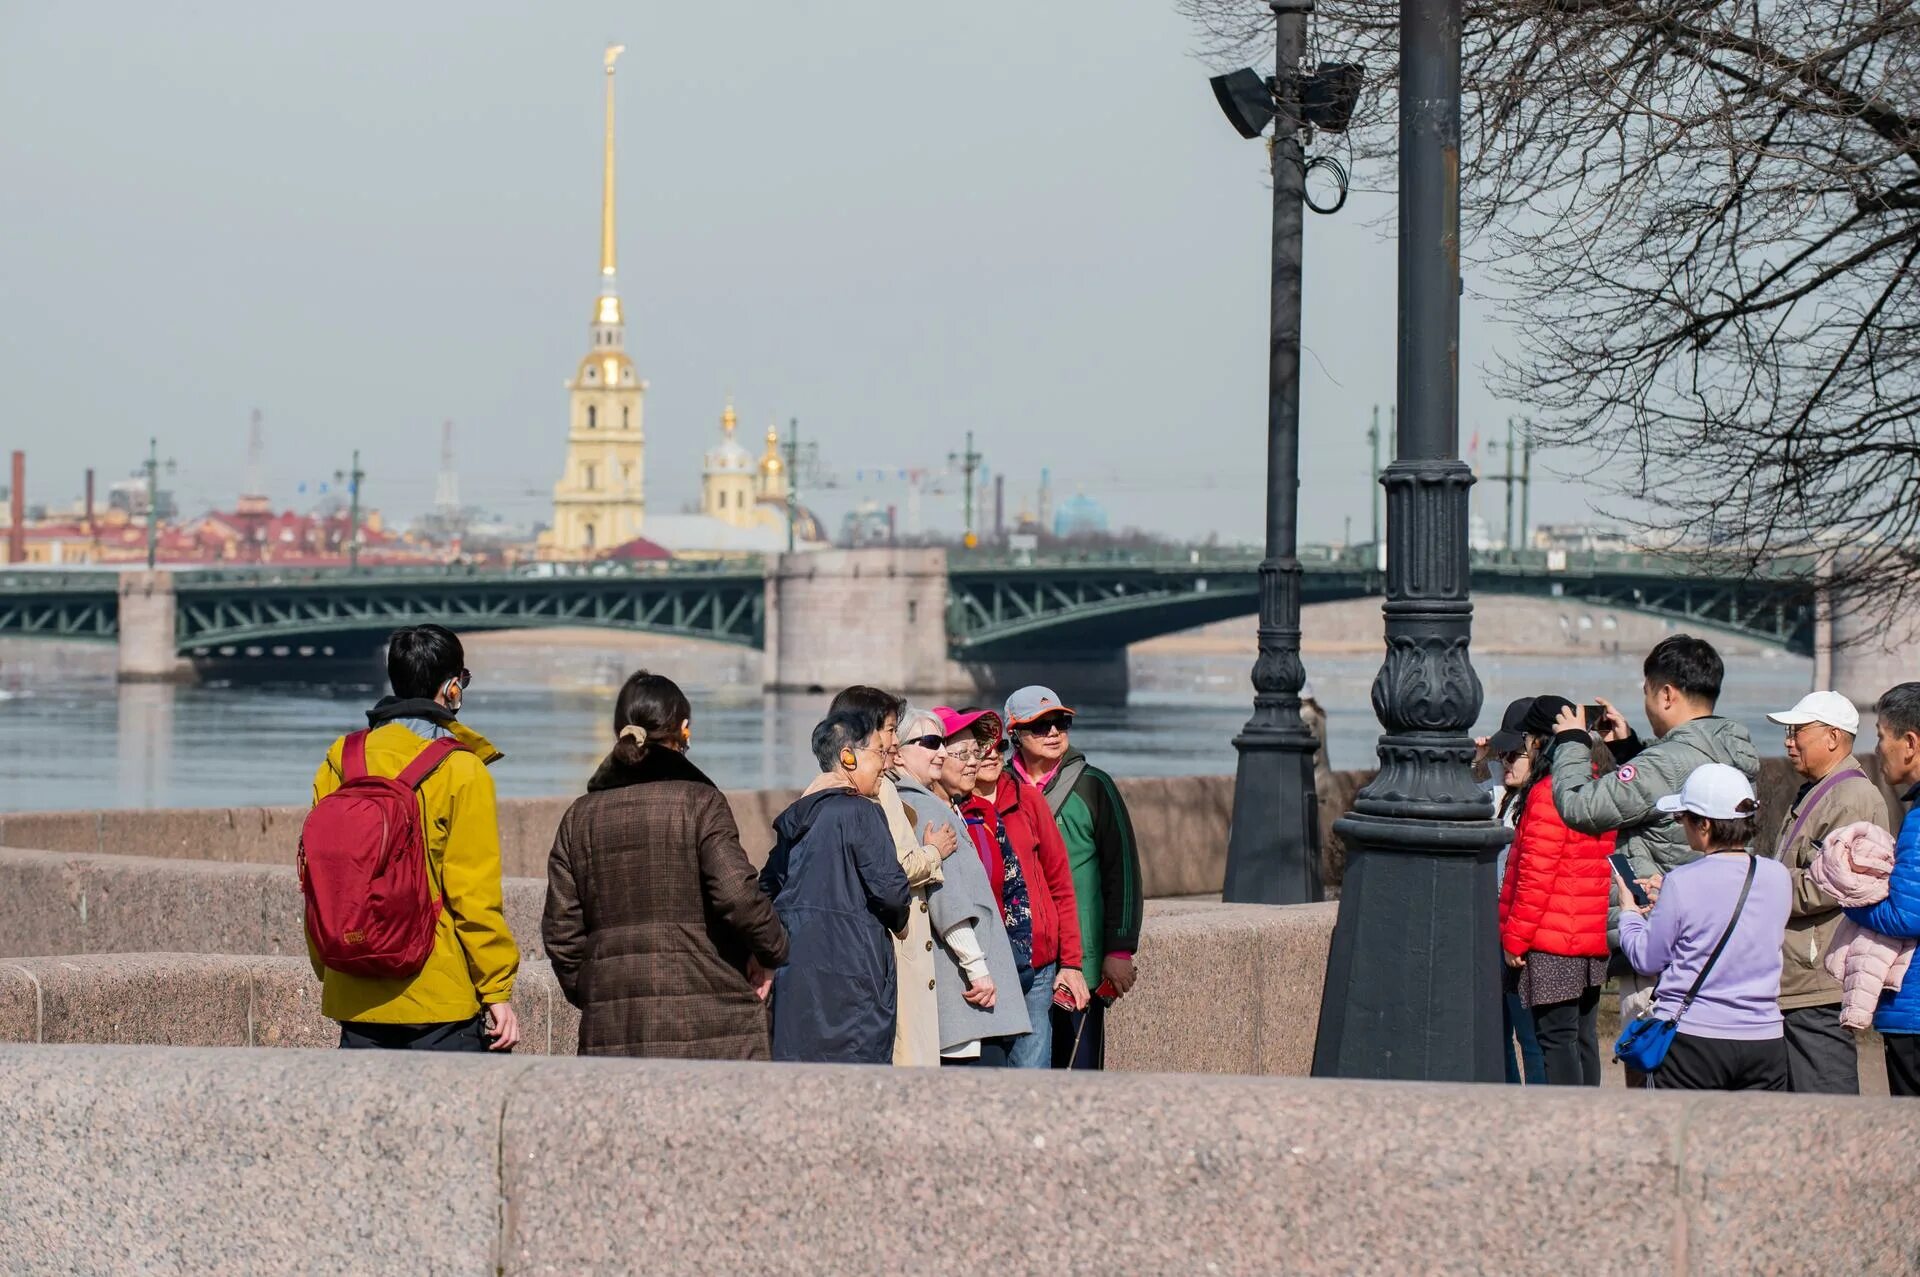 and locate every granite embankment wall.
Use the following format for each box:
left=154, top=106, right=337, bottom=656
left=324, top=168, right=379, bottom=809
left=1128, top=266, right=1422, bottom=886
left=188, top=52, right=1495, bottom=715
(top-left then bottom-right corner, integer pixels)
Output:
left=0, top=882, right=1336, bottom=1075
left=3, top=1044, right=1916, bottom=1275
left=0, top=754, right=1885, bottom=898
left=0, top=774, right=1268, bottom=896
